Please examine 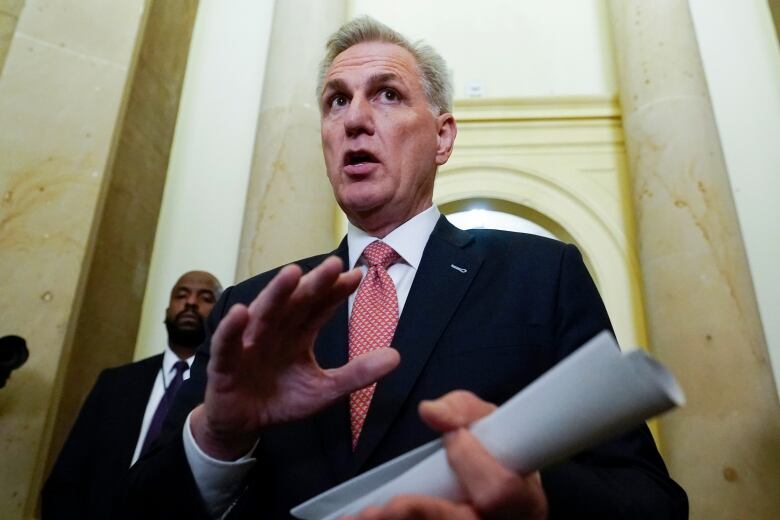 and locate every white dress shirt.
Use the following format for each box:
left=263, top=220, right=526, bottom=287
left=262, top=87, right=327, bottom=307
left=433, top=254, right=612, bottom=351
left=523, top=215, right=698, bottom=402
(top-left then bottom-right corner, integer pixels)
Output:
left=130, top=346, right=194, bottom=466
left=347, top=205, right=440, bottom=316
left=182, top=205, right=441, bottom=517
